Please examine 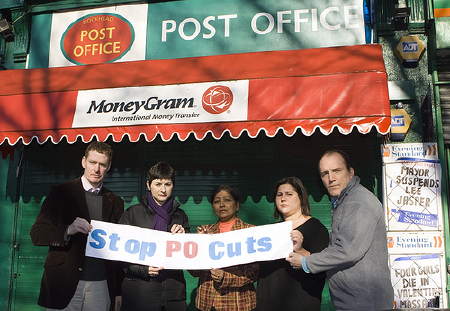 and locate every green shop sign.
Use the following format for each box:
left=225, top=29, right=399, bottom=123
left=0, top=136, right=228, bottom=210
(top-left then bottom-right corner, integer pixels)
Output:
left=148, top=0, right=366, bottom=59
left=29, top=0, right=366, bottom=68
